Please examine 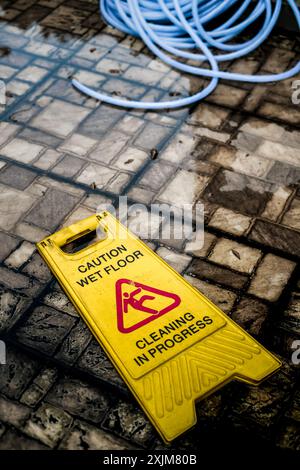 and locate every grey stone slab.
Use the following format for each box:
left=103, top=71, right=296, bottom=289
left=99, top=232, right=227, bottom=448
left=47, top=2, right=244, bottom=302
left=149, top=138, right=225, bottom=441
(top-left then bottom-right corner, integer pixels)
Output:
left=134, top=123, right=174, bottom=150
left=15, top=305, right=77, bottom=355
left=0, top=430, right=48, bottom=450
left=0, top=346, right=40, bottom=400
left=204, top=169, right=274, bottom=216
left=0, top=266, right=42, bottom=297
left=188, top=259, right=248, bottom=289
left=55, top=321, right=92, bottom=365
left=0, top=165, right=36, bottom=190
left=0, top=395, right=31, bottom=428
left=52, top=155, right=85, bottom=178
left=79, top=104, right=123, bottom=138
left=102, top=400, right=155, bottom=448
left=138, top=162, right=175, bottom=191
left=267, top=161, right=300, bottom=186
left=0, top=288, right=30, bottom=333
left=59, top=419, right=134, bottom=450
left=231, top=297, right=269, bottom=337
left=25, top=188, right=79, bottom=231
left=76, top=339, right=125, bottom=390
left=249, top=220, right=300, bottom=257
left=22, top=252, right=52, bottom=282
left=0, top=232, right=19, bottom=261
left=46, top=376, right=112, bottom=423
